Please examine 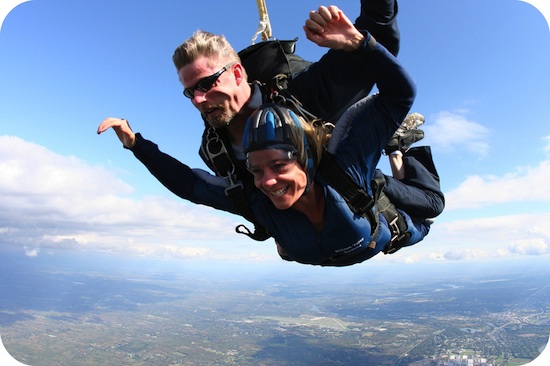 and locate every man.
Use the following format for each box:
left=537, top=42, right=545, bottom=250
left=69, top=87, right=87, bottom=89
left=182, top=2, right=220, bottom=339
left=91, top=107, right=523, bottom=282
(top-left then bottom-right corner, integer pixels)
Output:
left=174, top=1, right=400, bottom=149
